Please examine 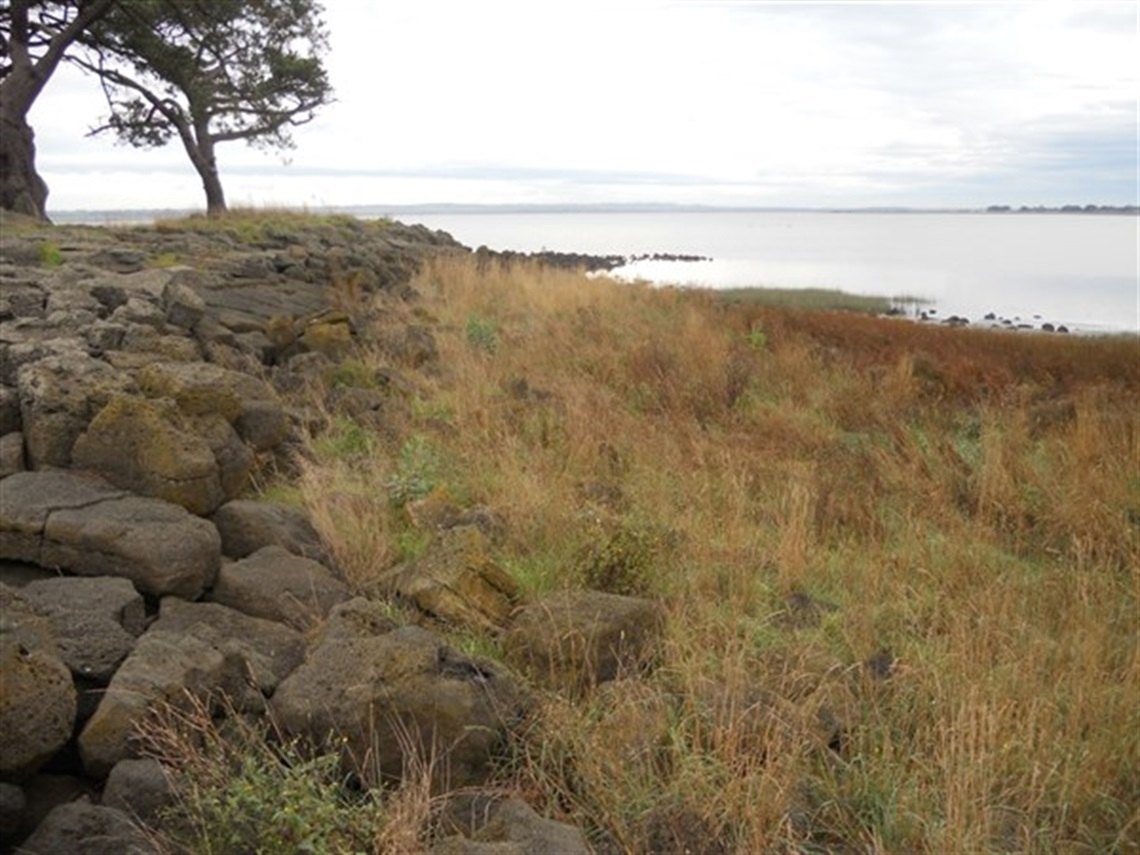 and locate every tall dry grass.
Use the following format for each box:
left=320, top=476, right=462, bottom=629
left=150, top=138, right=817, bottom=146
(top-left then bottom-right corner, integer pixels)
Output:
left=276, top=254, right=1137, bottom=854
